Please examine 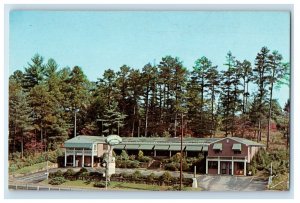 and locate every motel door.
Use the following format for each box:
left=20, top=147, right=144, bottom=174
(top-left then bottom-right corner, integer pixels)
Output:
left=221, top=162, right=231, bottom=175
